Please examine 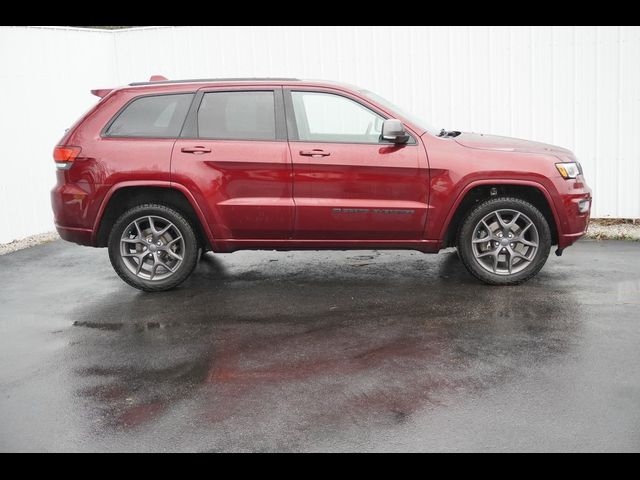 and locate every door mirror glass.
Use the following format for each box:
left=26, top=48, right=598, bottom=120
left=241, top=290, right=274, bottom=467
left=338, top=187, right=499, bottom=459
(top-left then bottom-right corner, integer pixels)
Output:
left=381, top=119, right=410, bottom=144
